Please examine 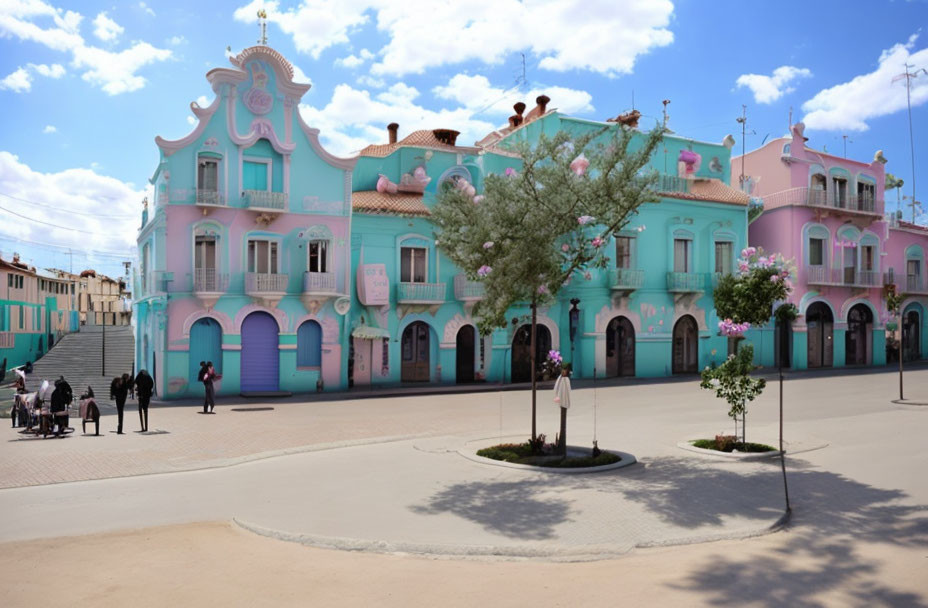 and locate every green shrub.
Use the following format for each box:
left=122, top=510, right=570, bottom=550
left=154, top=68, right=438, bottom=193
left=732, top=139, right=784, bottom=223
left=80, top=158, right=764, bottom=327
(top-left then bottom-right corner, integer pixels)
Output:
left=691, top=439, right=776, bottom=453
